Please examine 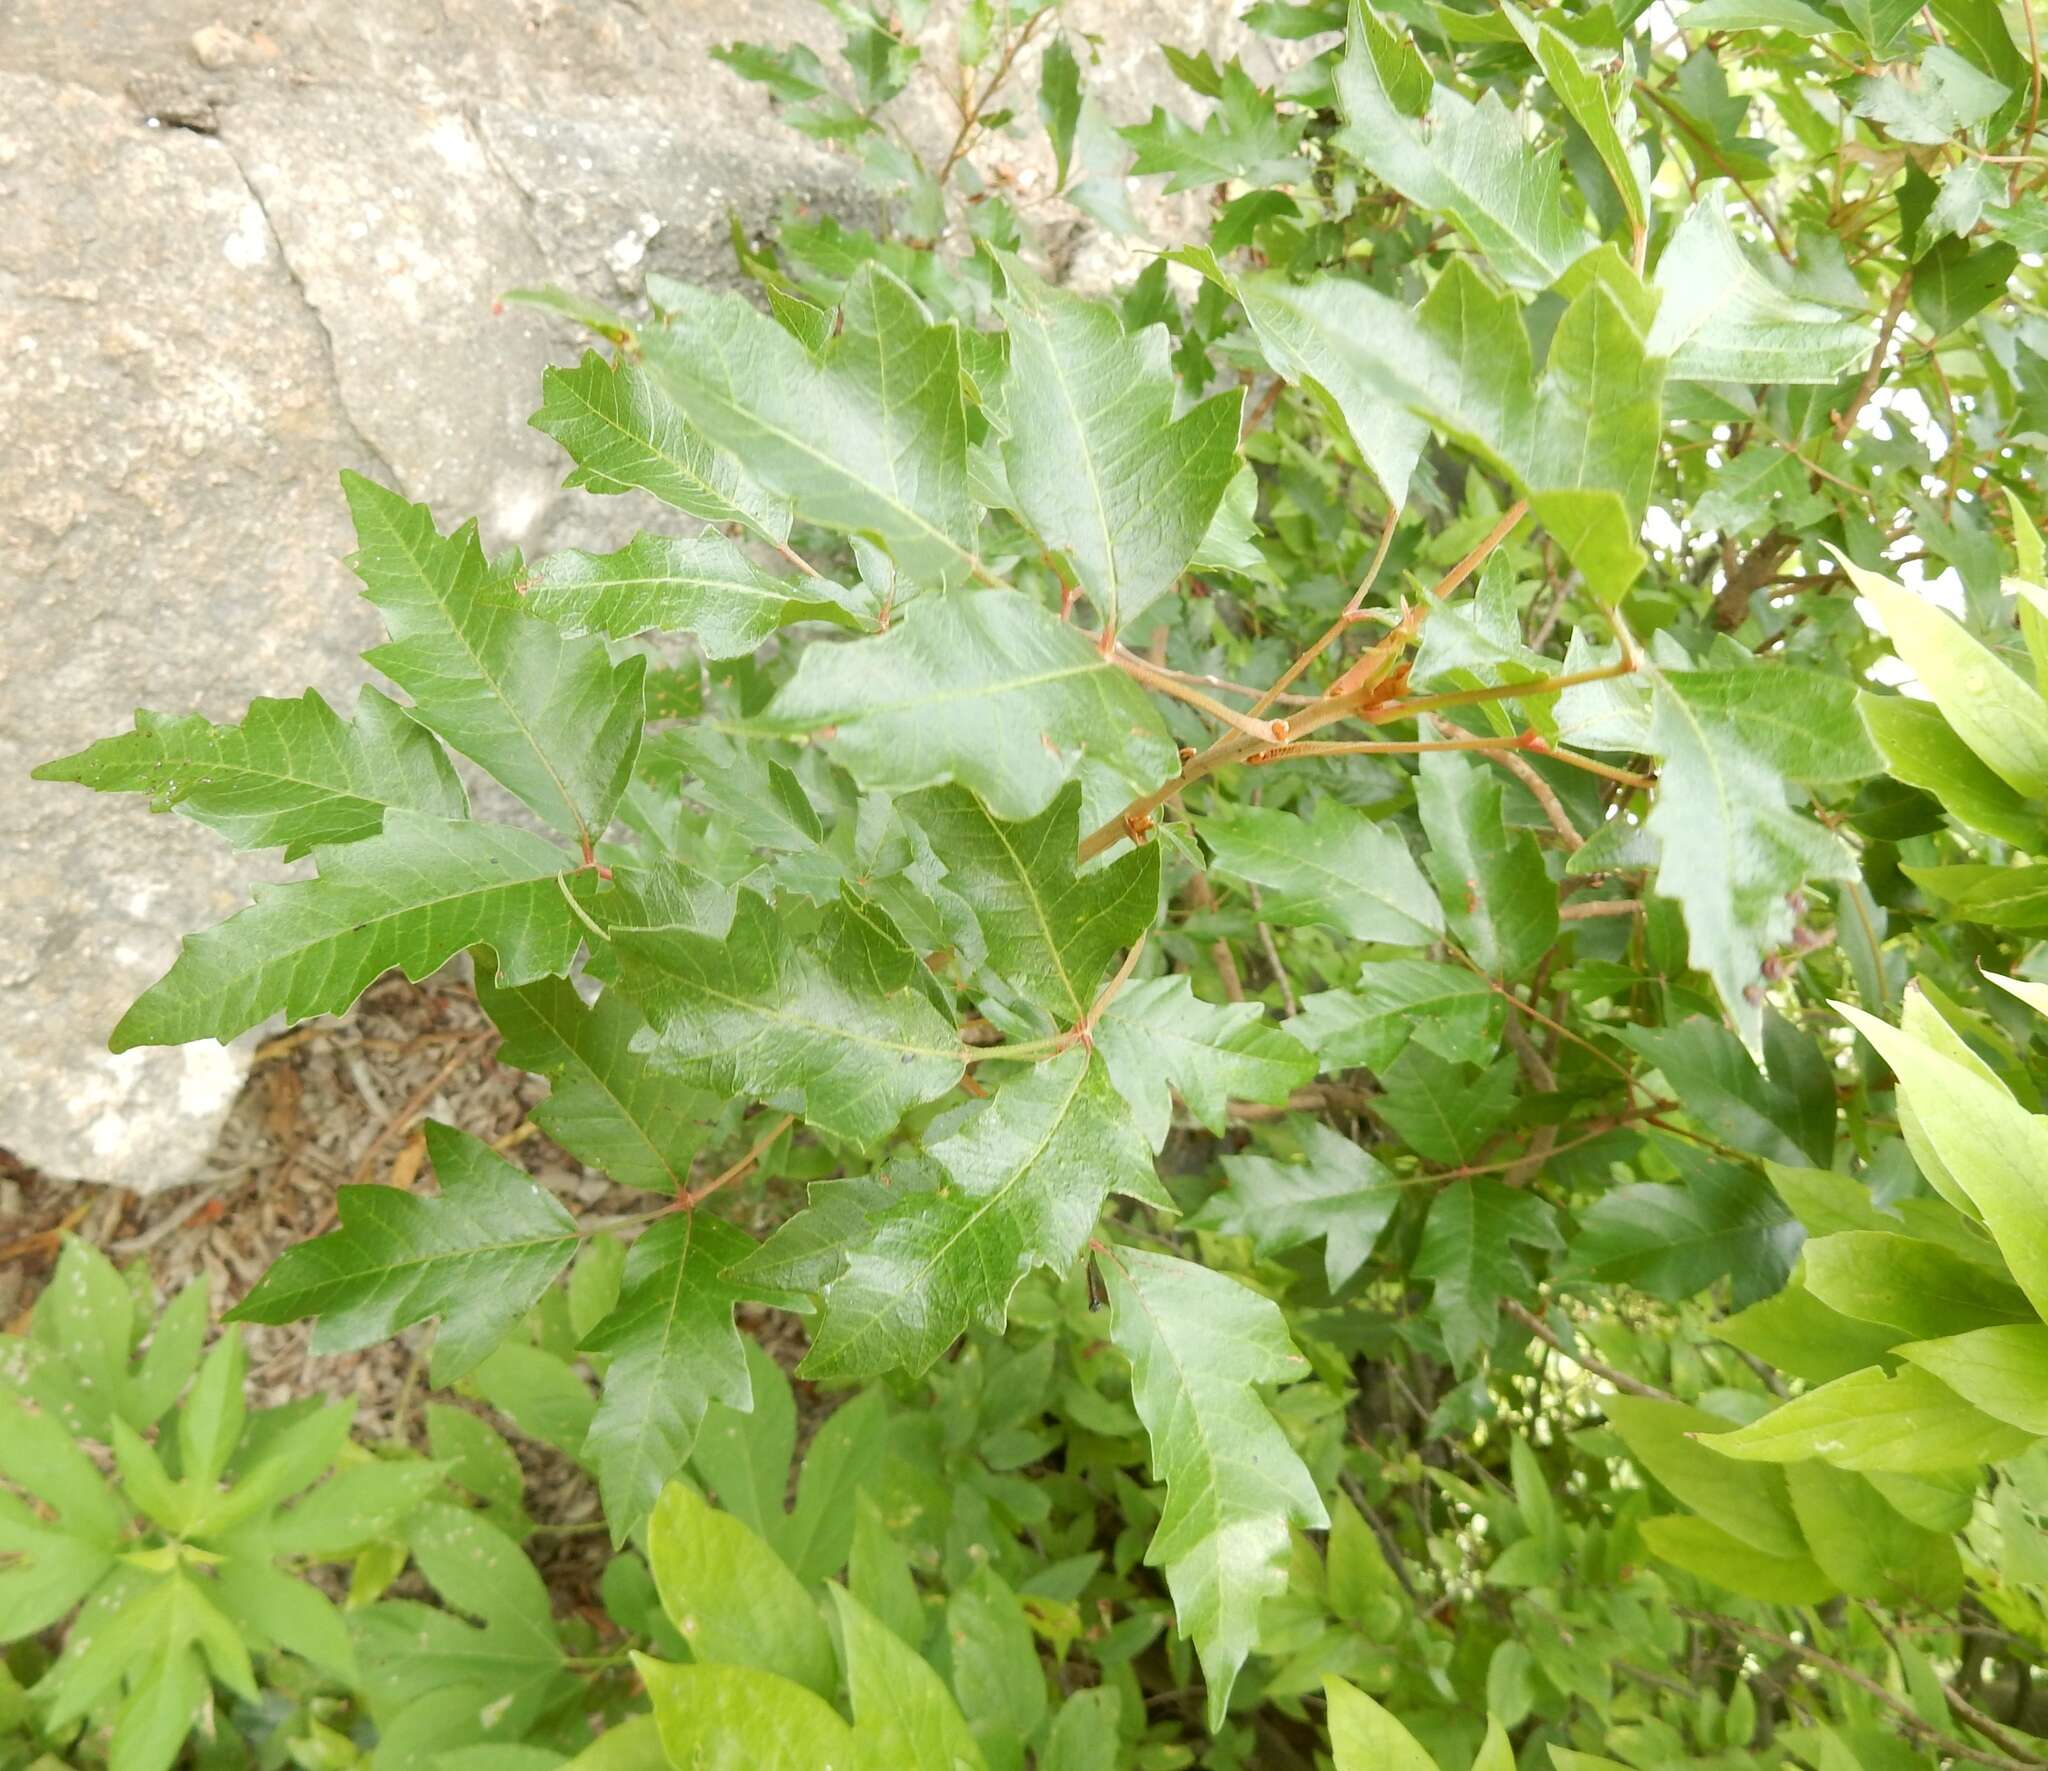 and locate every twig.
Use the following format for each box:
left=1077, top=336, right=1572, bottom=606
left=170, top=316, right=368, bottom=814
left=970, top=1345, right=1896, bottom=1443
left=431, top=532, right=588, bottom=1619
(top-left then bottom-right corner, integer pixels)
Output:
left=1491, top=749, right=1584, bottom=850
left=1559, top=898, right=1643, bottom=920
left=346, top=1032, right=496, bottom=1188
left=1116, top=651, right=1282, bottom=742
left=1253, top=505, right=1403, bottom=714
left=1503, top=1299, right=1677, bottom=1401
left=680, top=1112, right=796, bottom=1210
left=1249, top=886, right=1298, bottom=1017
left=1835, top=271, right=1914, bottom=444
